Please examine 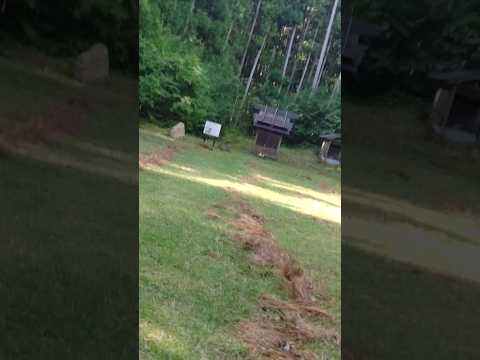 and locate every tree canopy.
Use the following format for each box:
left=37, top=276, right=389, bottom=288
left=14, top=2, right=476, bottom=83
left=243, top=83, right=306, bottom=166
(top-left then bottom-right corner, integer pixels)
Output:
left=140, top=0, right=341, bottom=144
